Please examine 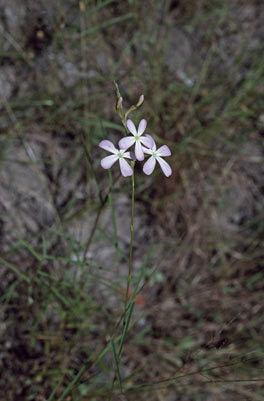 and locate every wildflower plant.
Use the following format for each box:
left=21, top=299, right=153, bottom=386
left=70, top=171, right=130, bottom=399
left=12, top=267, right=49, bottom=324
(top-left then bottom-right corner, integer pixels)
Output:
left=142, top=134, right=172, bottom=177
left=99, top=83, right=172, bottom=178
left=99, top=140, right=133, bottom=176
left=119, top=119, right=153, bottom=161
left=99, top=82, right=172, bottom=396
